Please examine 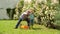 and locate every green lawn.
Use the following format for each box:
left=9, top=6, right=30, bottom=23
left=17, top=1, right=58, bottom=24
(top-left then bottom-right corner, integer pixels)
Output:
left=0, top=20, right=60, bottom=34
